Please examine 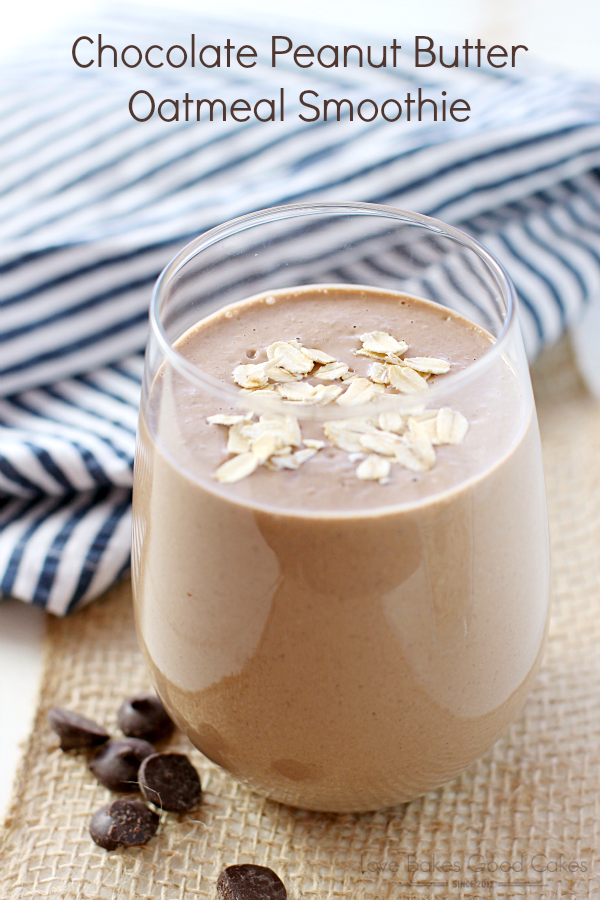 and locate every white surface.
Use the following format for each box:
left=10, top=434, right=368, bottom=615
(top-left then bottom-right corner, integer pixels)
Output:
left=1, top=0, right=600, bottom=78
left=0, top=600, right=46, bottom=822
